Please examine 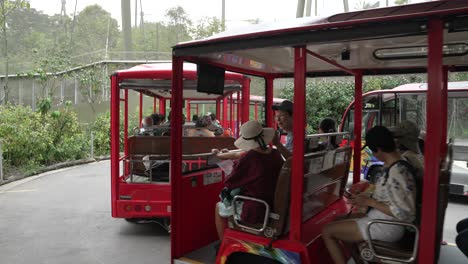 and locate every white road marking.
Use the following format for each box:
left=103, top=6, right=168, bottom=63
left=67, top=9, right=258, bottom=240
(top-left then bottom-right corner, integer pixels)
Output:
left=0, top=189, right=38, bottom=194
